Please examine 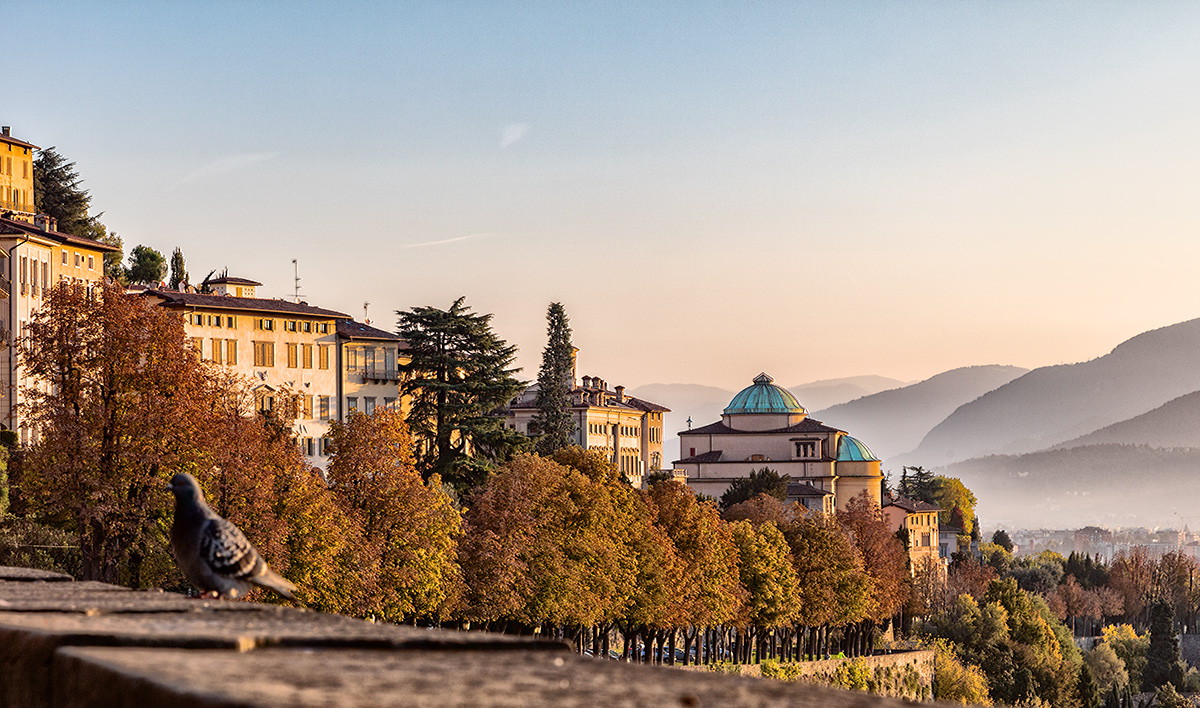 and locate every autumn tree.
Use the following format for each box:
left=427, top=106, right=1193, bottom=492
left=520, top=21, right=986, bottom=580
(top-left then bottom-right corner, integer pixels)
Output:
left=837, top=491, right=911, bottom=623
left=531, top=303, right=575, bottom=455
left=730, top=520, right=800, bottom=627
left=326, top=408, right=462, bottom=621
left=398, top=297, right=527, bottom=492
